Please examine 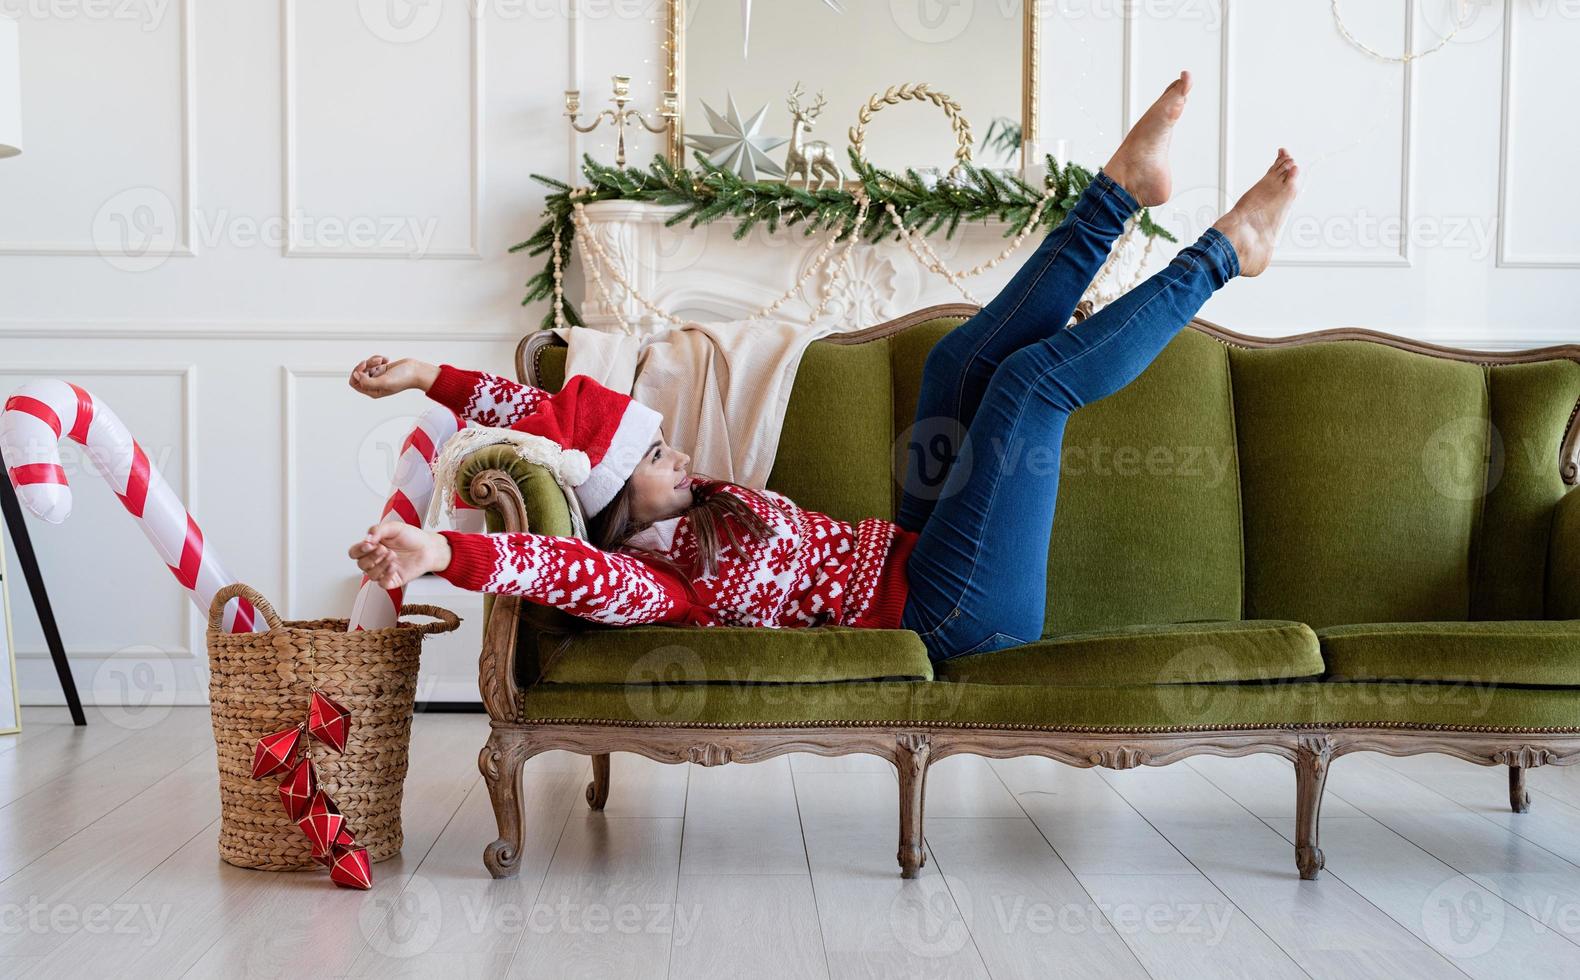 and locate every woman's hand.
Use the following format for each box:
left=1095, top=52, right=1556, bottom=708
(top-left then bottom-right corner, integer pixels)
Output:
left=348, top=522, right=451, bottom=589
left=348, top=355, right=439, bottom=399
